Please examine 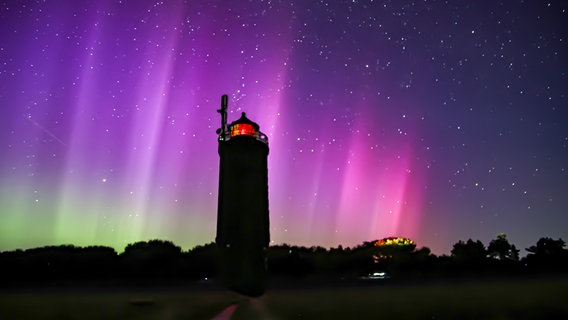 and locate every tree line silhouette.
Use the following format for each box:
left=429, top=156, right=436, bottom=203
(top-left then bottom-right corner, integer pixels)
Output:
left=0, top=235, right=566, bottom=287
